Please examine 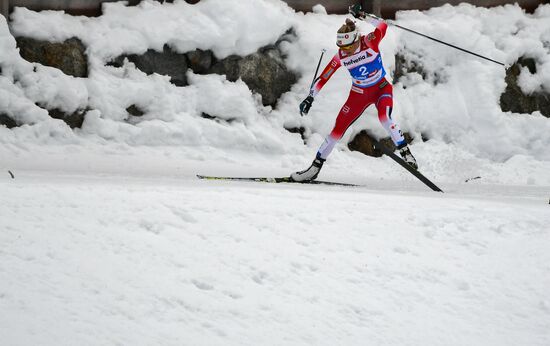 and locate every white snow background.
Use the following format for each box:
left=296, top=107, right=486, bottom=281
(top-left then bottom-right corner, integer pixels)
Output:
left=0, top=0, right=549, bottom=345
